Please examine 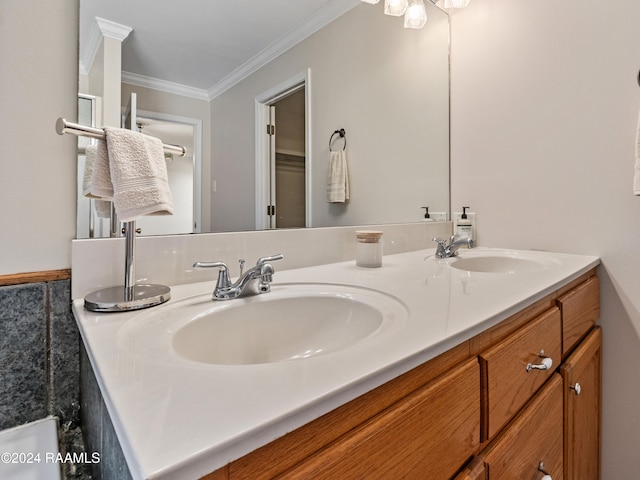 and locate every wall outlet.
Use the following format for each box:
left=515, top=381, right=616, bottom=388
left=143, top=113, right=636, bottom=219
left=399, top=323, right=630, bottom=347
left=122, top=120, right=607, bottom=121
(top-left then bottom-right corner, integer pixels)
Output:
left=429, top=212, right=448, bottom=222
left=452, top=211, right=477, bottom=239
